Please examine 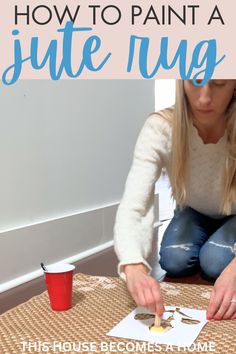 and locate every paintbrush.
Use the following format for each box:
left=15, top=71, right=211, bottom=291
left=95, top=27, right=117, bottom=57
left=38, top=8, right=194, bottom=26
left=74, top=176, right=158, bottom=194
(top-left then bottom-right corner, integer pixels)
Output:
left=154, top=314, right=161, bottom=327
